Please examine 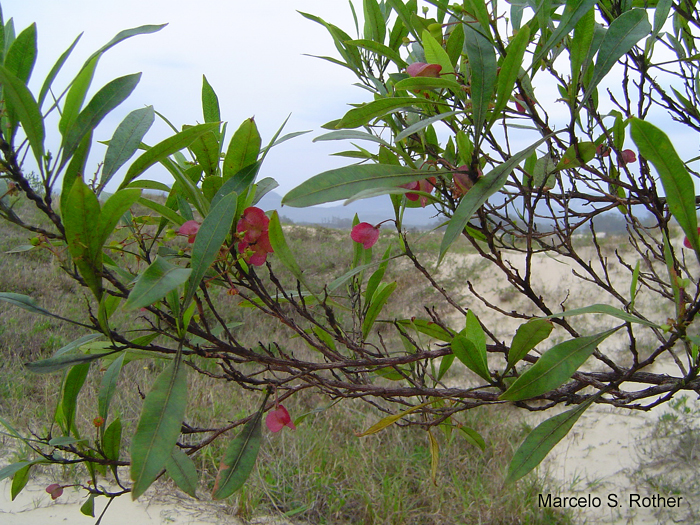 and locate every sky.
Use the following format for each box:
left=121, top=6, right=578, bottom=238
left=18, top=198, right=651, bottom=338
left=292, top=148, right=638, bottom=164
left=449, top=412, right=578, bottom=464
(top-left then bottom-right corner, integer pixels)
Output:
left=9, top=0, right=372, bottom=196
left=8, top=1, right=699, bottom=202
